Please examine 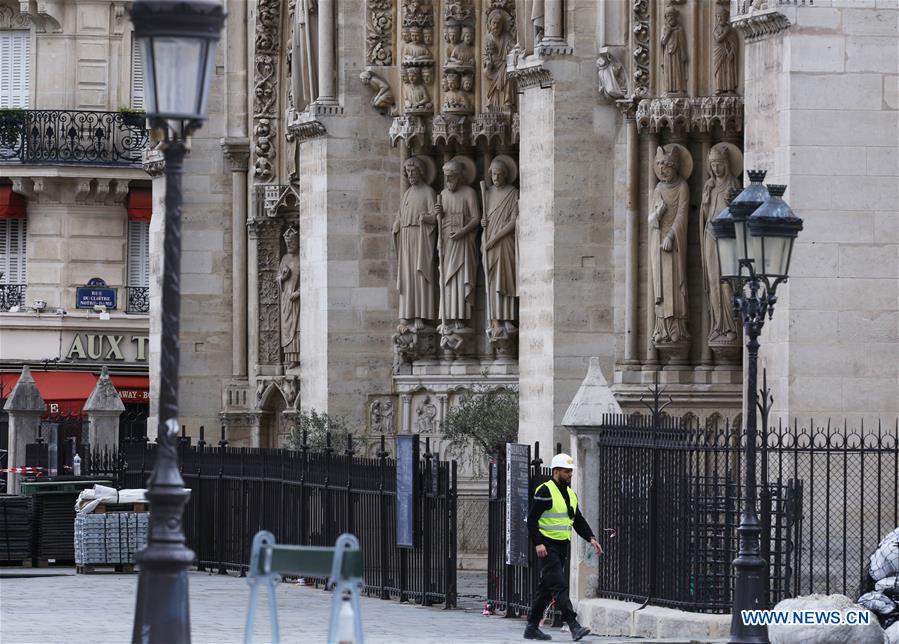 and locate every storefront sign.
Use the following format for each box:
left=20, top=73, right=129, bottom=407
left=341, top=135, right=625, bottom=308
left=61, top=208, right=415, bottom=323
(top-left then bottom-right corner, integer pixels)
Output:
left=65, top=334, right=149, bottom=362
